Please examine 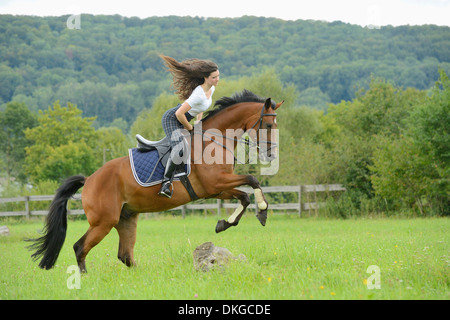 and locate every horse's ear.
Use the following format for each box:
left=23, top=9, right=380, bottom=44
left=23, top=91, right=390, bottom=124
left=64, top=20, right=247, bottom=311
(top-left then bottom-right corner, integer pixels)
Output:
left=275, top=100, right=284, bottom=110
left=264, top=98, right=272, bottom=110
